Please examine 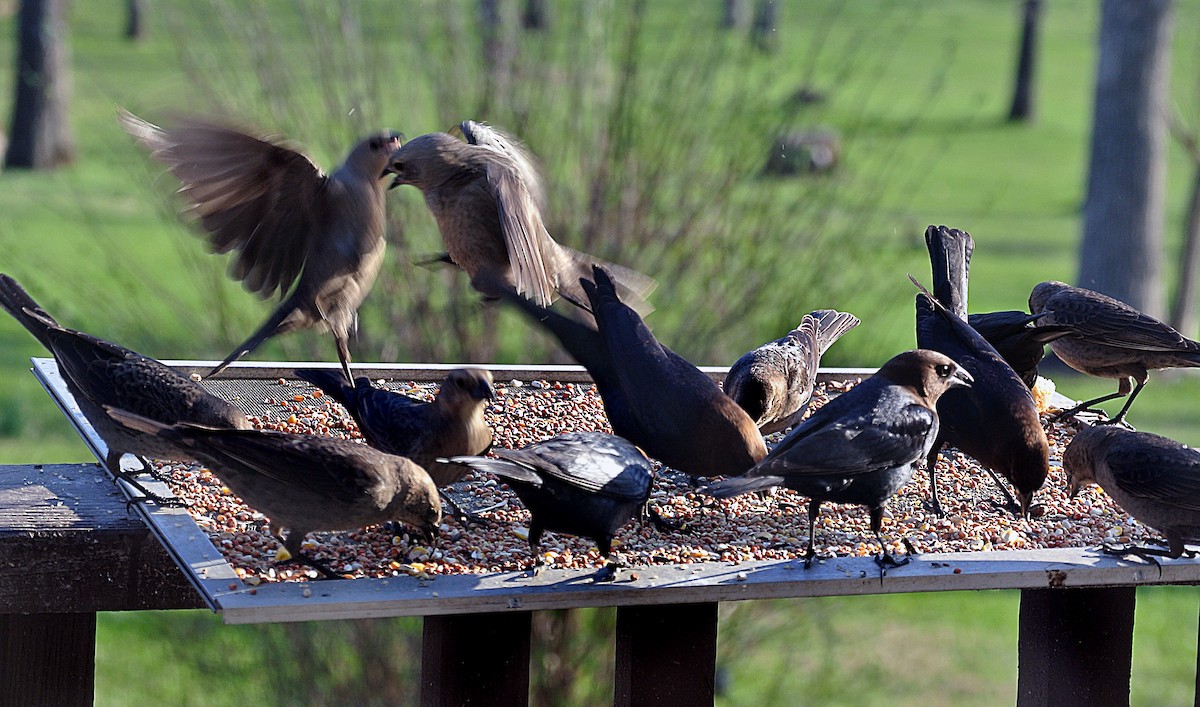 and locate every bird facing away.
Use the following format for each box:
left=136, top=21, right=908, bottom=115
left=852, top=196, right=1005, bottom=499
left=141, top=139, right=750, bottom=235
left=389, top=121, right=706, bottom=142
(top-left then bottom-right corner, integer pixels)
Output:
left=1029, top=280, right=1200, bottom=425
left=967, top=310, right=1075, bottom=389
left=724, top=309, right=860, bottom=435
left=703, top=350, right=972, bottom=569
left=294, top=367, right=495, bottom=486
left=106, top=407, right=442, bottom=578
left=0, top=273, right=252, bottom=502
left=1065, top=425, right=1200, bottom=560
left=493, top=265, right=767, bottom=479
left=442, top=431, right=654, bottom=582
left=119, top=110, right=404, bottom=381
left=387, top=120, right=655, bottom=312
left=914, top=225, right=1050, bottom=520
